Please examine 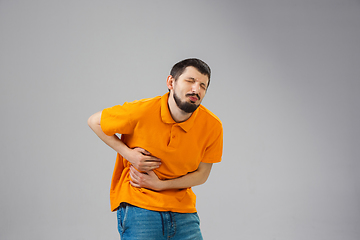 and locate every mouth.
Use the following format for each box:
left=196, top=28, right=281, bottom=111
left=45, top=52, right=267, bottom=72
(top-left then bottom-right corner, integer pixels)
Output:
left=186, top=93, right=200, bottom=103
left=188, top=96, right=199, bottom=102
